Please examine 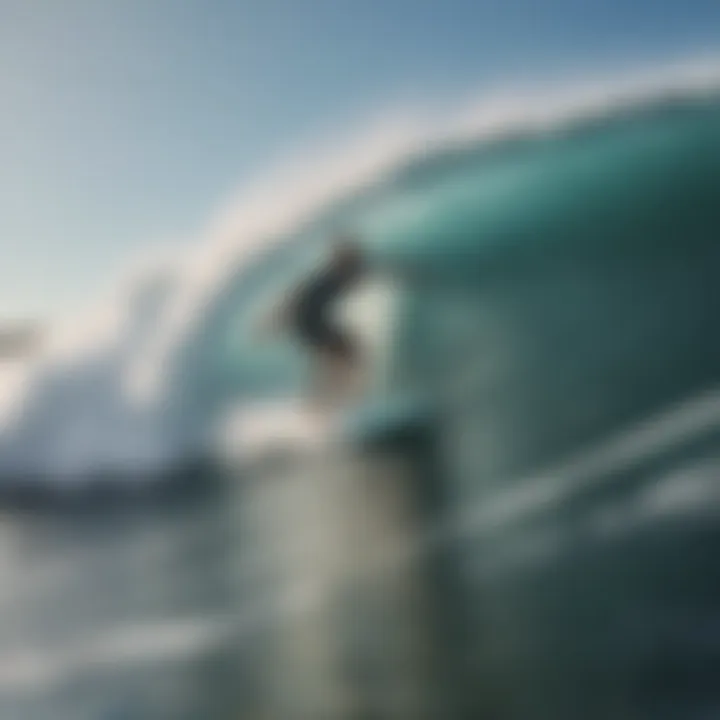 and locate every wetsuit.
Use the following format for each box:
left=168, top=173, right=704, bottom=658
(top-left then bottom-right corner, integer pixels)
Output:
left=292, top=260, right=363, bottom=359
